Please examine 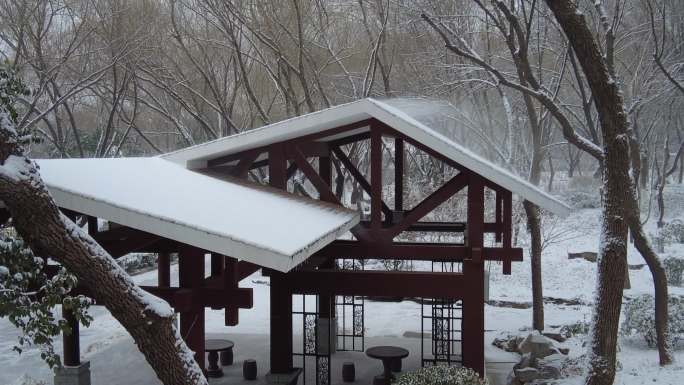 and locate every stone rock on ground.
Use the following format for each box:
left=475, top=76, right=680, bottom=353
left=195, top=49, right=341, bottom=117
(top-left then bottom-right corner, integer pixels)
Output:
left=514, top=367, right=540, bottom=383
left=518, top=333, right=556, bottom=360
left=510, top=333, right=566, bottom=383
left=568, top=251, right=597, bottom=262
left=542, top=332, right=566, bottom=343
left=493, top=334, right=525, bottom=353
